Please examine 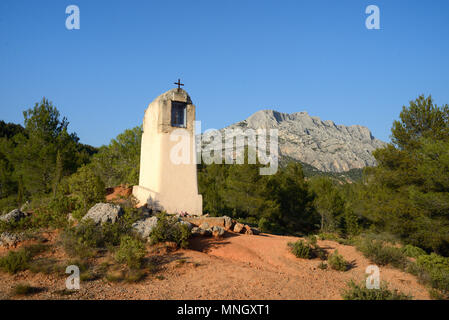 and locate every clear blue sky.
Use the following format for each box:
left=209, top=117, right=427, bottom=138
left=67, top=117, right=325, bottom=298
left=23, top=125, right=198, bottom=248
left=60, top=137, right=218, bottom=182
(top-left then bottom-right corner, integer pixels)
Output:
left=1, top=0, right=449, bottom=147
